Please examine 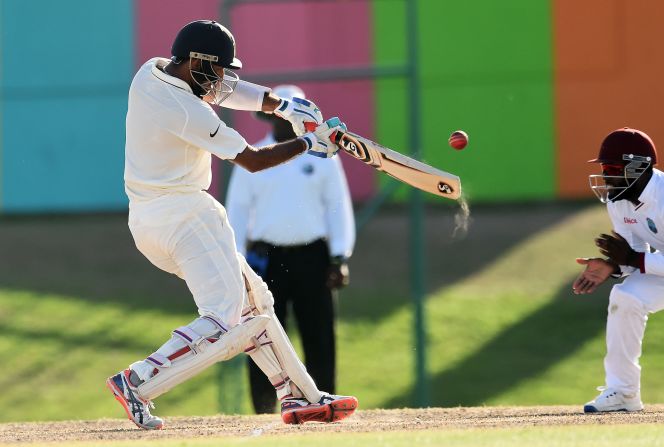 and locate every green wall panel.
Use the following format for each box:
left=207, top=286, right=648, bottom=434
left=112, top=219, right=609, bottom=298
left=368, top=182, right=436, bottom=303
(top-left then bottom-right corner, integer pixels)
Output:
left=373, top=0, right=555, bottom=202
